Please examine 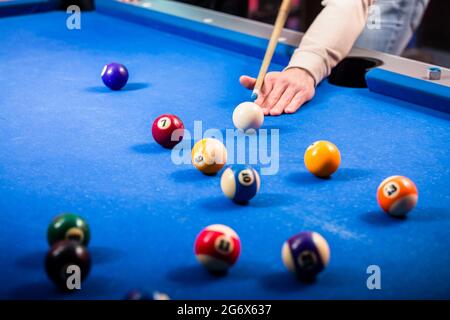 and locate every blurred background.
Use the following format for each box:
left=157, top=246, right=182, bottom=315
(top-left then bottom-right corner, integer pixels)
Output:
left=174, top=0, right=450, bottom=67
left=63, top=0, right=450, bottom=67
